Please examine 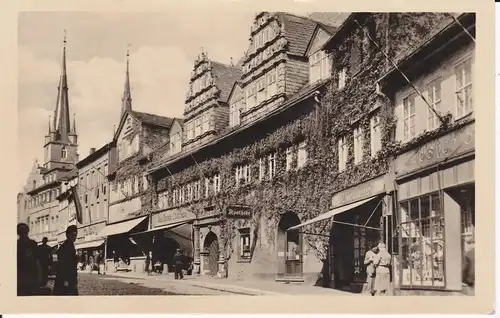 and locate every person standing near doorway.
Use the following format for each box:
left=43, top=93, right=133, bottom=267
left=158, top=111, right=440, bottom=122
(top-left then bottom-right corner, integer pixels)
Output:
left=362, top=246, right=378, bottom=296
left=372, top=242, right=392, bottom=296
left=53, top=225, right=79, bottom=296
left=38, top=237, right=53, bottom=287
left=17, top=223, right=41, bottom=296
left=173, top=249, right=184, bottom=280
